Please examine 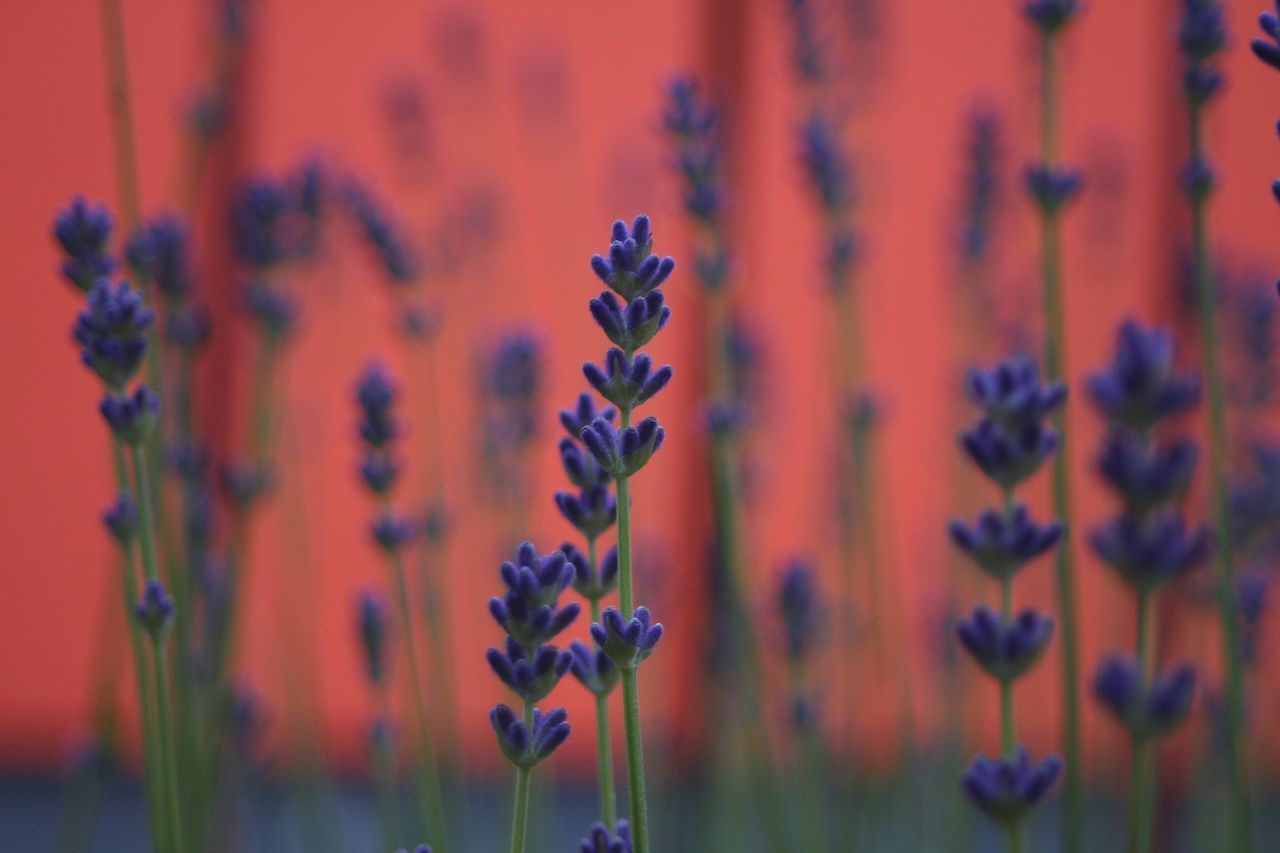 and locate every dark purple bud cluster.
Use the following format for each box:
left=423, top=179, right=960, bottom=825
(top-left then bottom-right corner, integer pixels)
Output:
left=357, top=589, right=389, bottom=685
left=100, top=386, right=161, bottom=445
left=800, top=113, right=853, bottom=217
left=1254, top=3, right=1280, bottom=71
left=243, top=280, right=297, bottom=339
left=370, top=510, right=416, bottom=553
left=588, top=216, right=676, bottom=304
left=956, top=605, right=1055, bottom=682
left=229, top=177, right=296, bottom=270
left=1090, top=513, right=1209, bottom=590
left=74, top=279, right=154, bottom=388
left=584, top=350, right=673, bottom=411
left=581, top=416, right=666, bottom=479
left=1178, top=0, right=1227, bottom=109
left=562, top=540, right=618, bottom=601
left=490, top=705, right=570, bottom=770
left=103, top=492, right=139, bottom=544
left=487, top=543, right=576, bottom=768
left=579, top=820, right=633, bottom=853
left=482, top=332, right=543, bottom=457
left=567, top=639, right=619, bottom=697
left=590, top=606, right=664, bottom=672
left=1025, top=164, right=1083, bottom=214
left=1022, top=0, right=1079, bottom=35
left=219, top=458, right=275, bottom=509
left=1097, top=432, right=1198, bottom=512
left=135, top=578, right=176, bottom=634
left=54, top=198, right=116, bottom=291
left=1094, top=656, right=1196, bottom=738
left=394, top=846, right=432, bottom=853
left=777, top=559, right=819, bottom=663
left=949, top=503, right=1063, bottom=581
left=127, top=215, right=210, bottom=351
left=1087, top=321, right=1200, bottom=432
left=962, top=748, right=1063, bottom=824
